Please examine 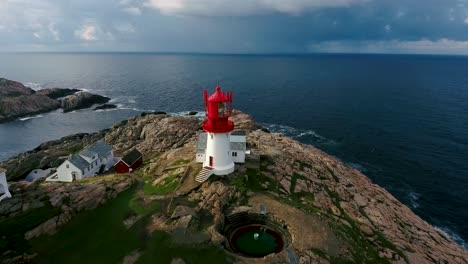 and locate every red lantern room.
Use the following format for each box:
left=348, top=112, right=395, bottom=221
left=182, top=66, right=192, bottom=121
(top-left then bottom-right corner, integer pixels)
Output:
left=202, top=86, right=234, bottom=133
